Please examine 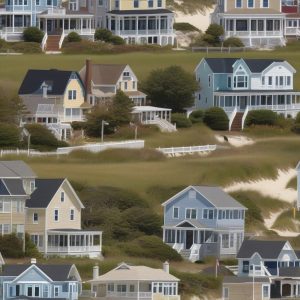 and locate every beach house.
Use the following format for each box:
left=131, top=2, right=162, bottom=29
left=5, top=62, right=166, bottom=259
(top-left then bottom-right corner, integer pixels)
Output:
left=19, top=68, right=91, bottom=140
left=194, top=57, right=300, bottom=130
left=89, top=262, right=180, bottom=300
left=162, top=186, right=247, bottom=261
